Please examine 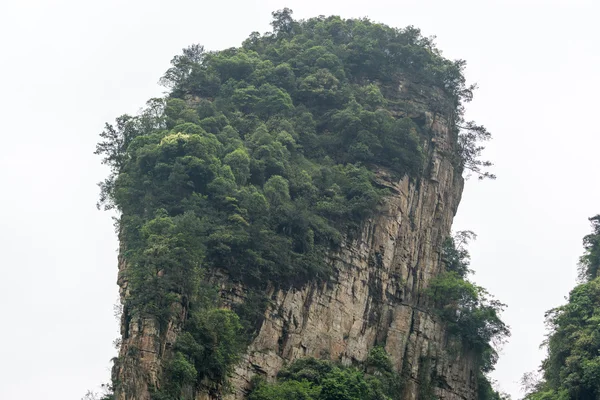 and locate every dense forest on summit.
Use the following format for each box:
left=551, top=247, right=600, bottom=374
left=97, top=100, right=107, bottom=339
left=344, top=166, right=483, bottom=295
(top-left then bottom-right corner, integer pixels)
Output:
left=523, top=216, right=600, bottom=400
left=95, top=9, right=505, bottom=400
